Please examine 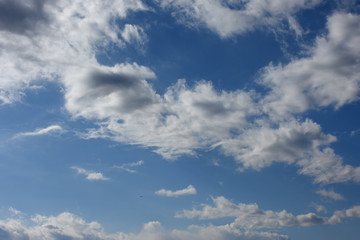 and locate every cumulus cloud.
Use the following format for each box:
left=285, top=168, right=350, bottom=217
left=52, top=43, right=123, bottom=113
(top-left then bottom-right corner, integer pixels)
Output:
left=1, top=0, right=360, bottom=186
left=176, top=196, right=325, bottom=229
left=73, top=13, right=360, bottom=184
left=260, top=13, right=360, bottom=118
left=14, top=125, right=63, bottom=138
left=0, top=211, right=290, bottom=240
left=113, top=160, right=144, bottom=173
left=157, top=0, right=322, bottom=38
left=329, top=205, right=360, bottom=224
left=316, top=189, right=345, bottom=201
left=0, top=0, right=148, bottom=104
left=1, top=205, right=360, bottom=240
left=156, top=185, right=197, bottom=197
left=71, top=167, right=109, bottom=181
